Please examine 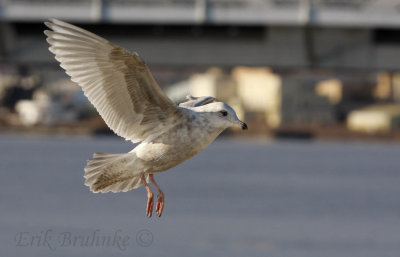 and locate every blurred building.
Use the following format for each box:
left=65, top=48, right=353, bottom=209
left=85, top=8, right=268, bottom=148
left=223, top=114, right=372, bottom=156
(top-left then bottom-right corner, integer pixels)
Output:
left=184, top=67, right=336, bottom=128
left=233, top=67, right=281, bottom=126
left=1, top=0, right=400, bottom=136
left=233, top=68, right=337, bottom=128
left=0, top=66, right=93, bottom=126
left=189, top=67, right=236, bottom=103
